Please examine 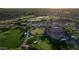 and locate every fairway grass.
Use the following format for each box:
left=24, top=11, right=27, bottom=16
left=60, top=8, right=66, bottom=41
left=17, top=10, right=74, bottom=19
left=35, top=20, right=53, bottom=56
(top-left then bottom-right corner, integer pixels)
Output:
left=27, top=36, right=53, bottom=50
left=0, top=28, right=23, bottom=49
